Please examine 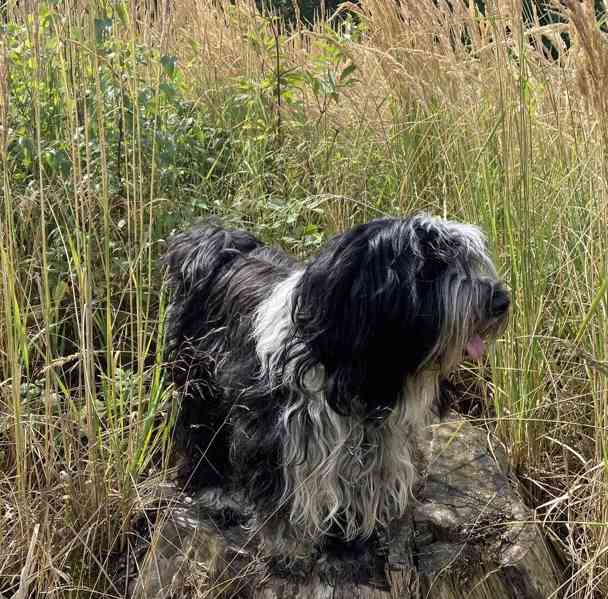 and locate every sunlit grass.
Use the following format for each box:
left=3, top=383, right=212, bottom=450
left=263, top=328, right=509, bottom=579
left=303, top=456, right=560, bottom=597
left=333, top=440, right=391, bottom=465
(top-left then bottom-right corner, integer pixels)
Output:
left=1, top=0, right=607, bottom=596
